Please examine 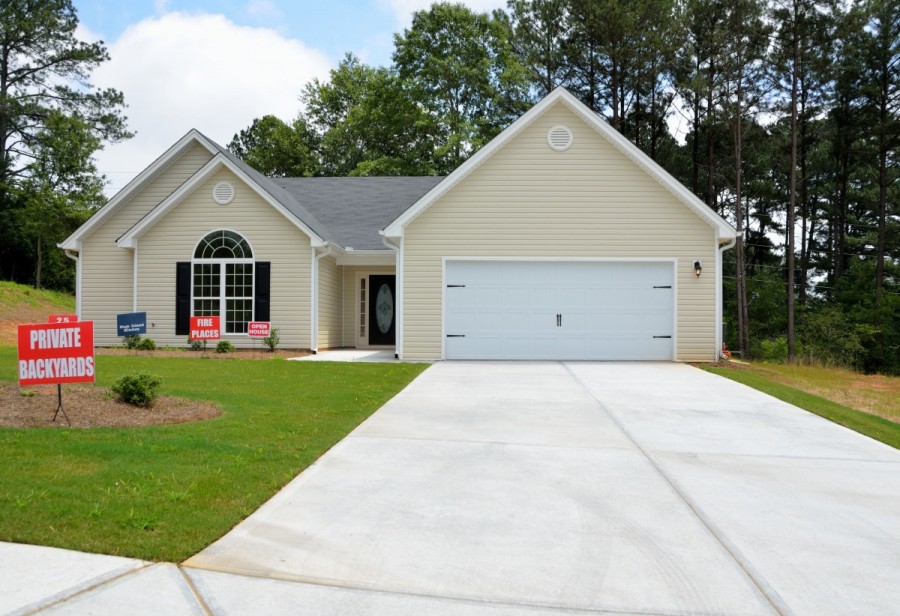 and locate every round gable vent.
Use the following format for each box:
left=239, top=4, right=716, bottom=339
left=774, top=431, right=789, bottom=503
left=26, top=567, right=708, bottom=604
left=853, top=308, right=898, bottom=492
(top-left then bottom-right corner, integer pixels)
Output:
left=212, top=182, right=235, bottom=205
left=547, top=125, right=573, bottom=151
